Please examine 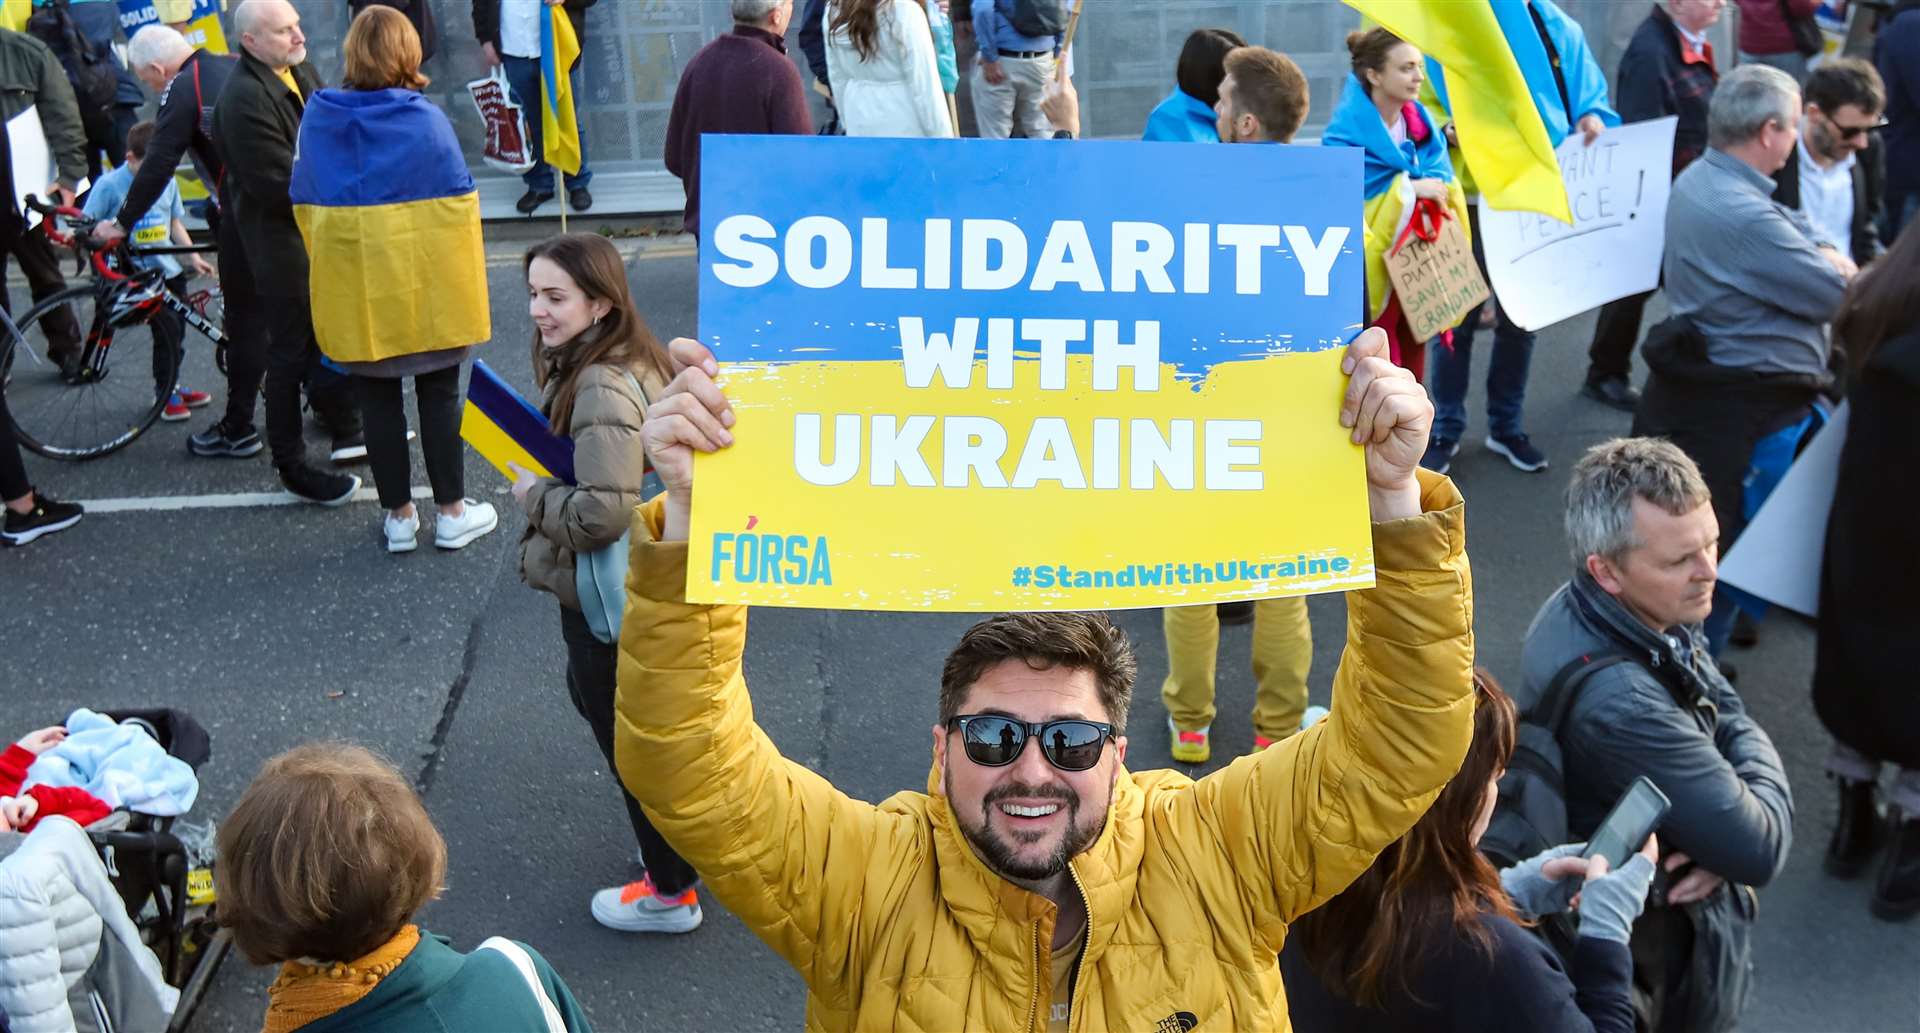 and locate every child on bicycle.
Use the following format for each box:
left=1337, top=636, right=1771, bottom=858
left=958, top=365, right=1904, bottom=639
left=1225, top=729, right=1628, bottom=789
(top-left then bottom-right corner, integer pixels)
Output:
left=82, top=120, right=215, bottom=423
